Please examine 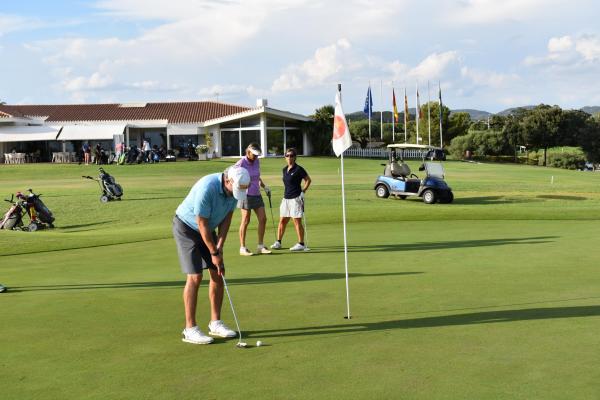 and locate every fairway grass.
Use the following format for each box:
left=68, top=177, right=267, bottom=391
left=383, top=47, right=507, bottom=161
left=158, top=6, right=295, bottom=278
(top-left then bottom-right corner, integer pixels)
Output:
left=2, top=158, right=600, bottom=399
